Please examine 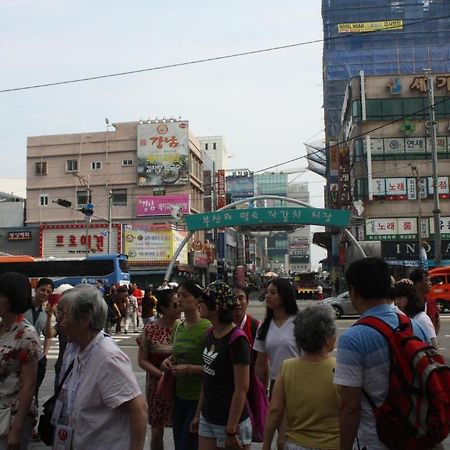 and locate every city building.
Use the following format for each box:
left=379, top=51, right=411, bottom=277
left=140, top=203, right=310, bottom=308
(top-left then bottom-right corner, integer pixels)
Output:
left=321, top=0, right=450, bottom=274
left=26, top=120, right=205, bottom=286
left=198, top=136, right=229, bottom=171
left=341, top=72, right=450, bottom=272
